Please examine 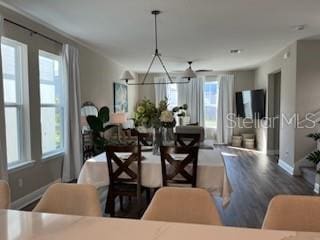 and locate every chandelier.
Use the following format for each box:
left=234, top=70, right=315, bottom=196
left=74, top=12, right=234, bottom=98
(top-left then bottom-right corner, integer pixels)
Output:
left=124, top=10, right=191, bottom=85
